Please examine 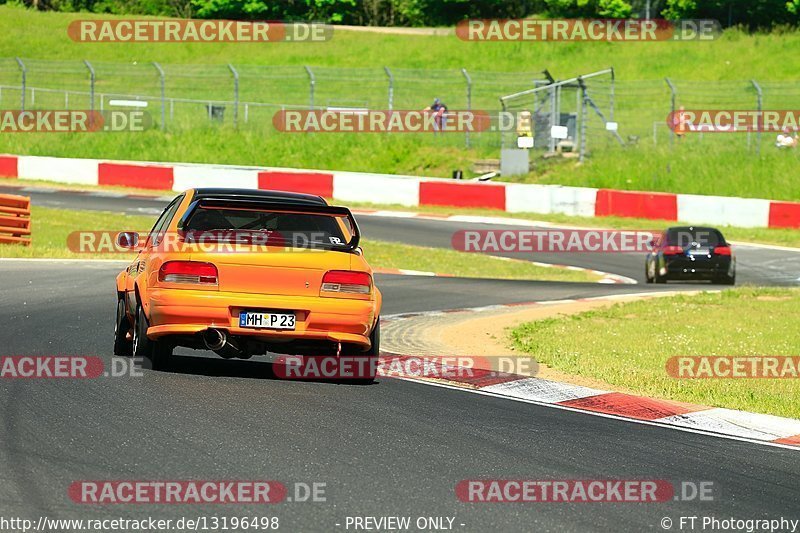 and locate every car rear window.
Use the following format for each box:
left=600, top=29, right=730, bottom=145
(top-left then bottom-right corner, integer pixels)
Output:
left=666, top=228, right=725, bottom=247
left=183, top=206, right=349, bottom=248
